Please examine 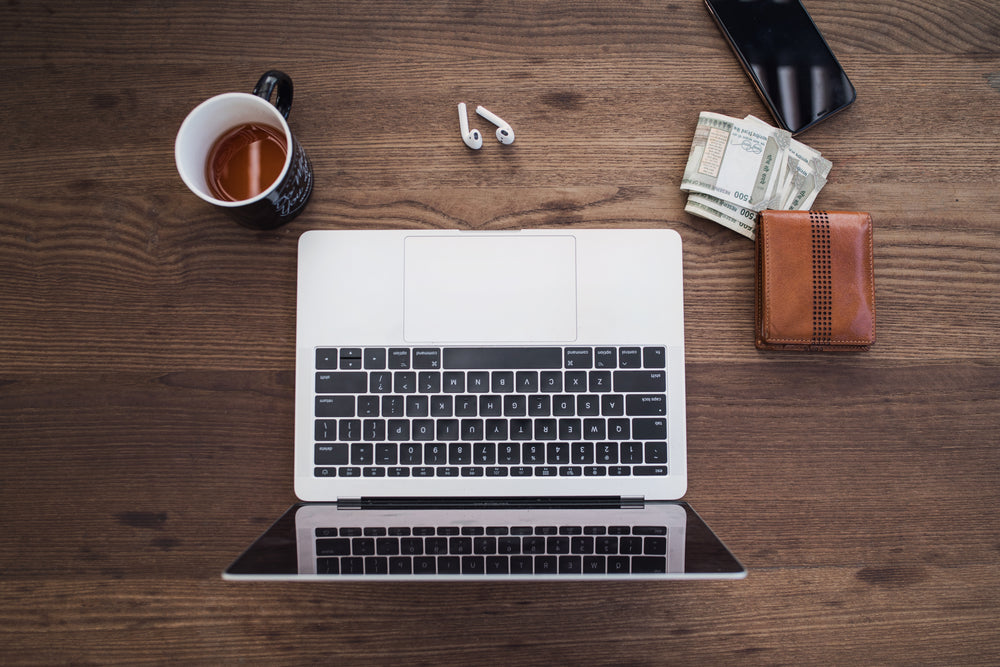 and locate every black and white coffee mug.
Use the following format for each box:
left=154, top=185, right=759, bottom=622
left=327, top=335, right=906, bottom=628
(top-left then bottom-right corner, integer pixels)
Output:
left=175, top=71, right=313, bottom=229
